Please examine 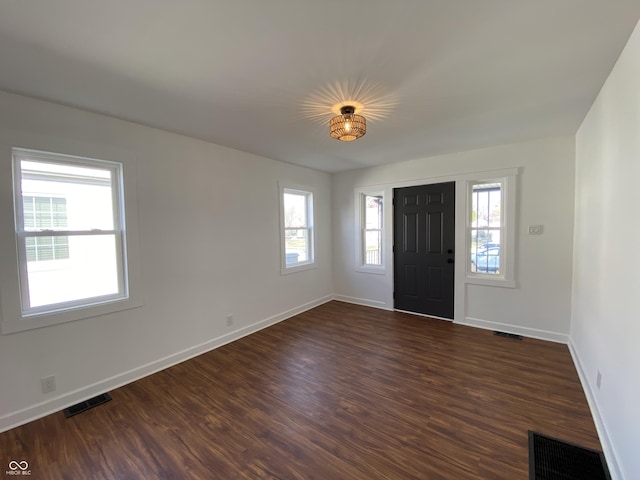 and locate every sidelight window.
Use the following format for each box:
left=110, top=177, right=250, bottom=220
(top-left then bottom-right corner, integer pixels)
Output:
left=466, top=170, right=517, bottom=288
left=470, top=183, right=502, bottom=274
left=361, top=193, right=383, bottom=267
left=355, top=188, right=385, bottom=274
